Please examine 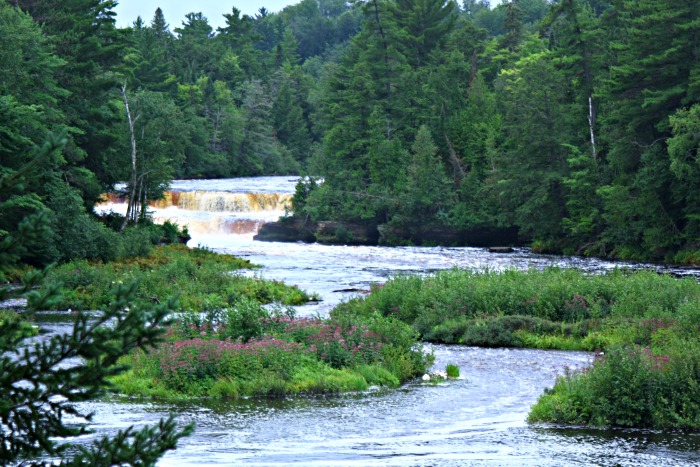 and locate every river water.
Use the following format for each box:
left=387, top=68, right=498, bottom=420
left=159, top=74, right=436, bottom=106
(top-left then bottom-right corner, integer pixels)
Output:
left=73, top=177, right=700, bottom=465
